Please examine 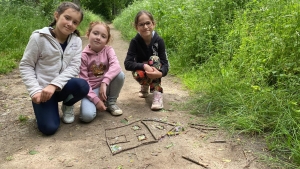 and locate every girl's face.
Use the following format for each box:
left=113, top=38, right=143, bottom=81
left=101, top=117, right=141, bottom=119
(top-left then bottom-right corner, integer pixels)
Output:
left=54, top=8, right=81, bottom=37
left=136, top=14, right=155, bottom=39
left=88, top=24, right=109, bottom=53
